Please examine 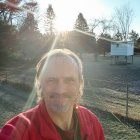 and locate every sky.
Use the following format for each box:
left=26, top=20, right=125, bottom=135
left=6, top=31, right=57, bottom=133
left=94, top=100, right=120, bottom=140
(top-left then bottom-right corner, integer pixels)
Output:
left=37, top=0, right=140, bottom=35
